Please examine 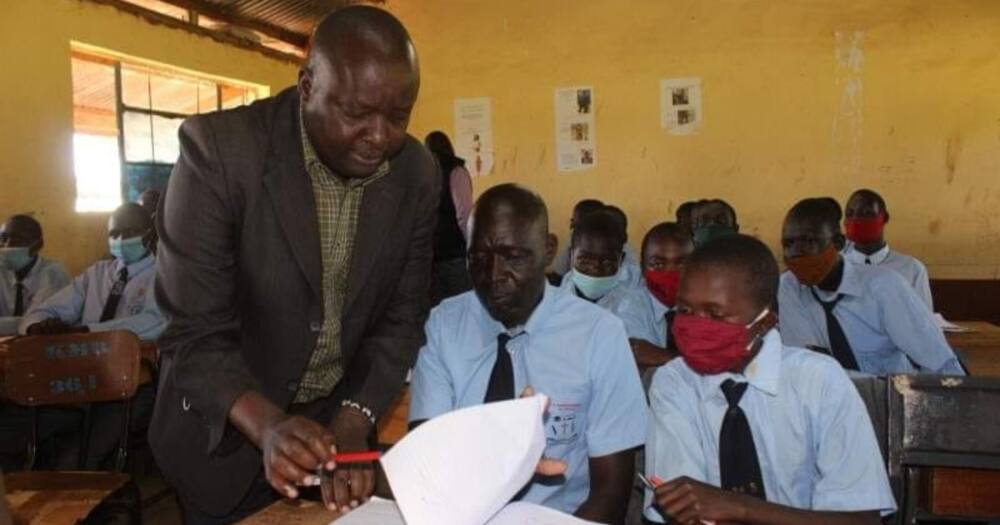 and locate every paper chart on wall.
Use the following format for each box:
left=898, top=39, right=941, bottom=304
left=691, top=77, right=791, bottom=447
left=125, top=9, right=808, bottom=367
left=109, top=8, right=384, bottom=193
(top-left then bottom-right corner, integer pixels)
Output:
left=660, top=77, right=702, bottom=135
left=554, top=86, right=596, bottom=172
left=454, top=97, right=495, bottom=177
